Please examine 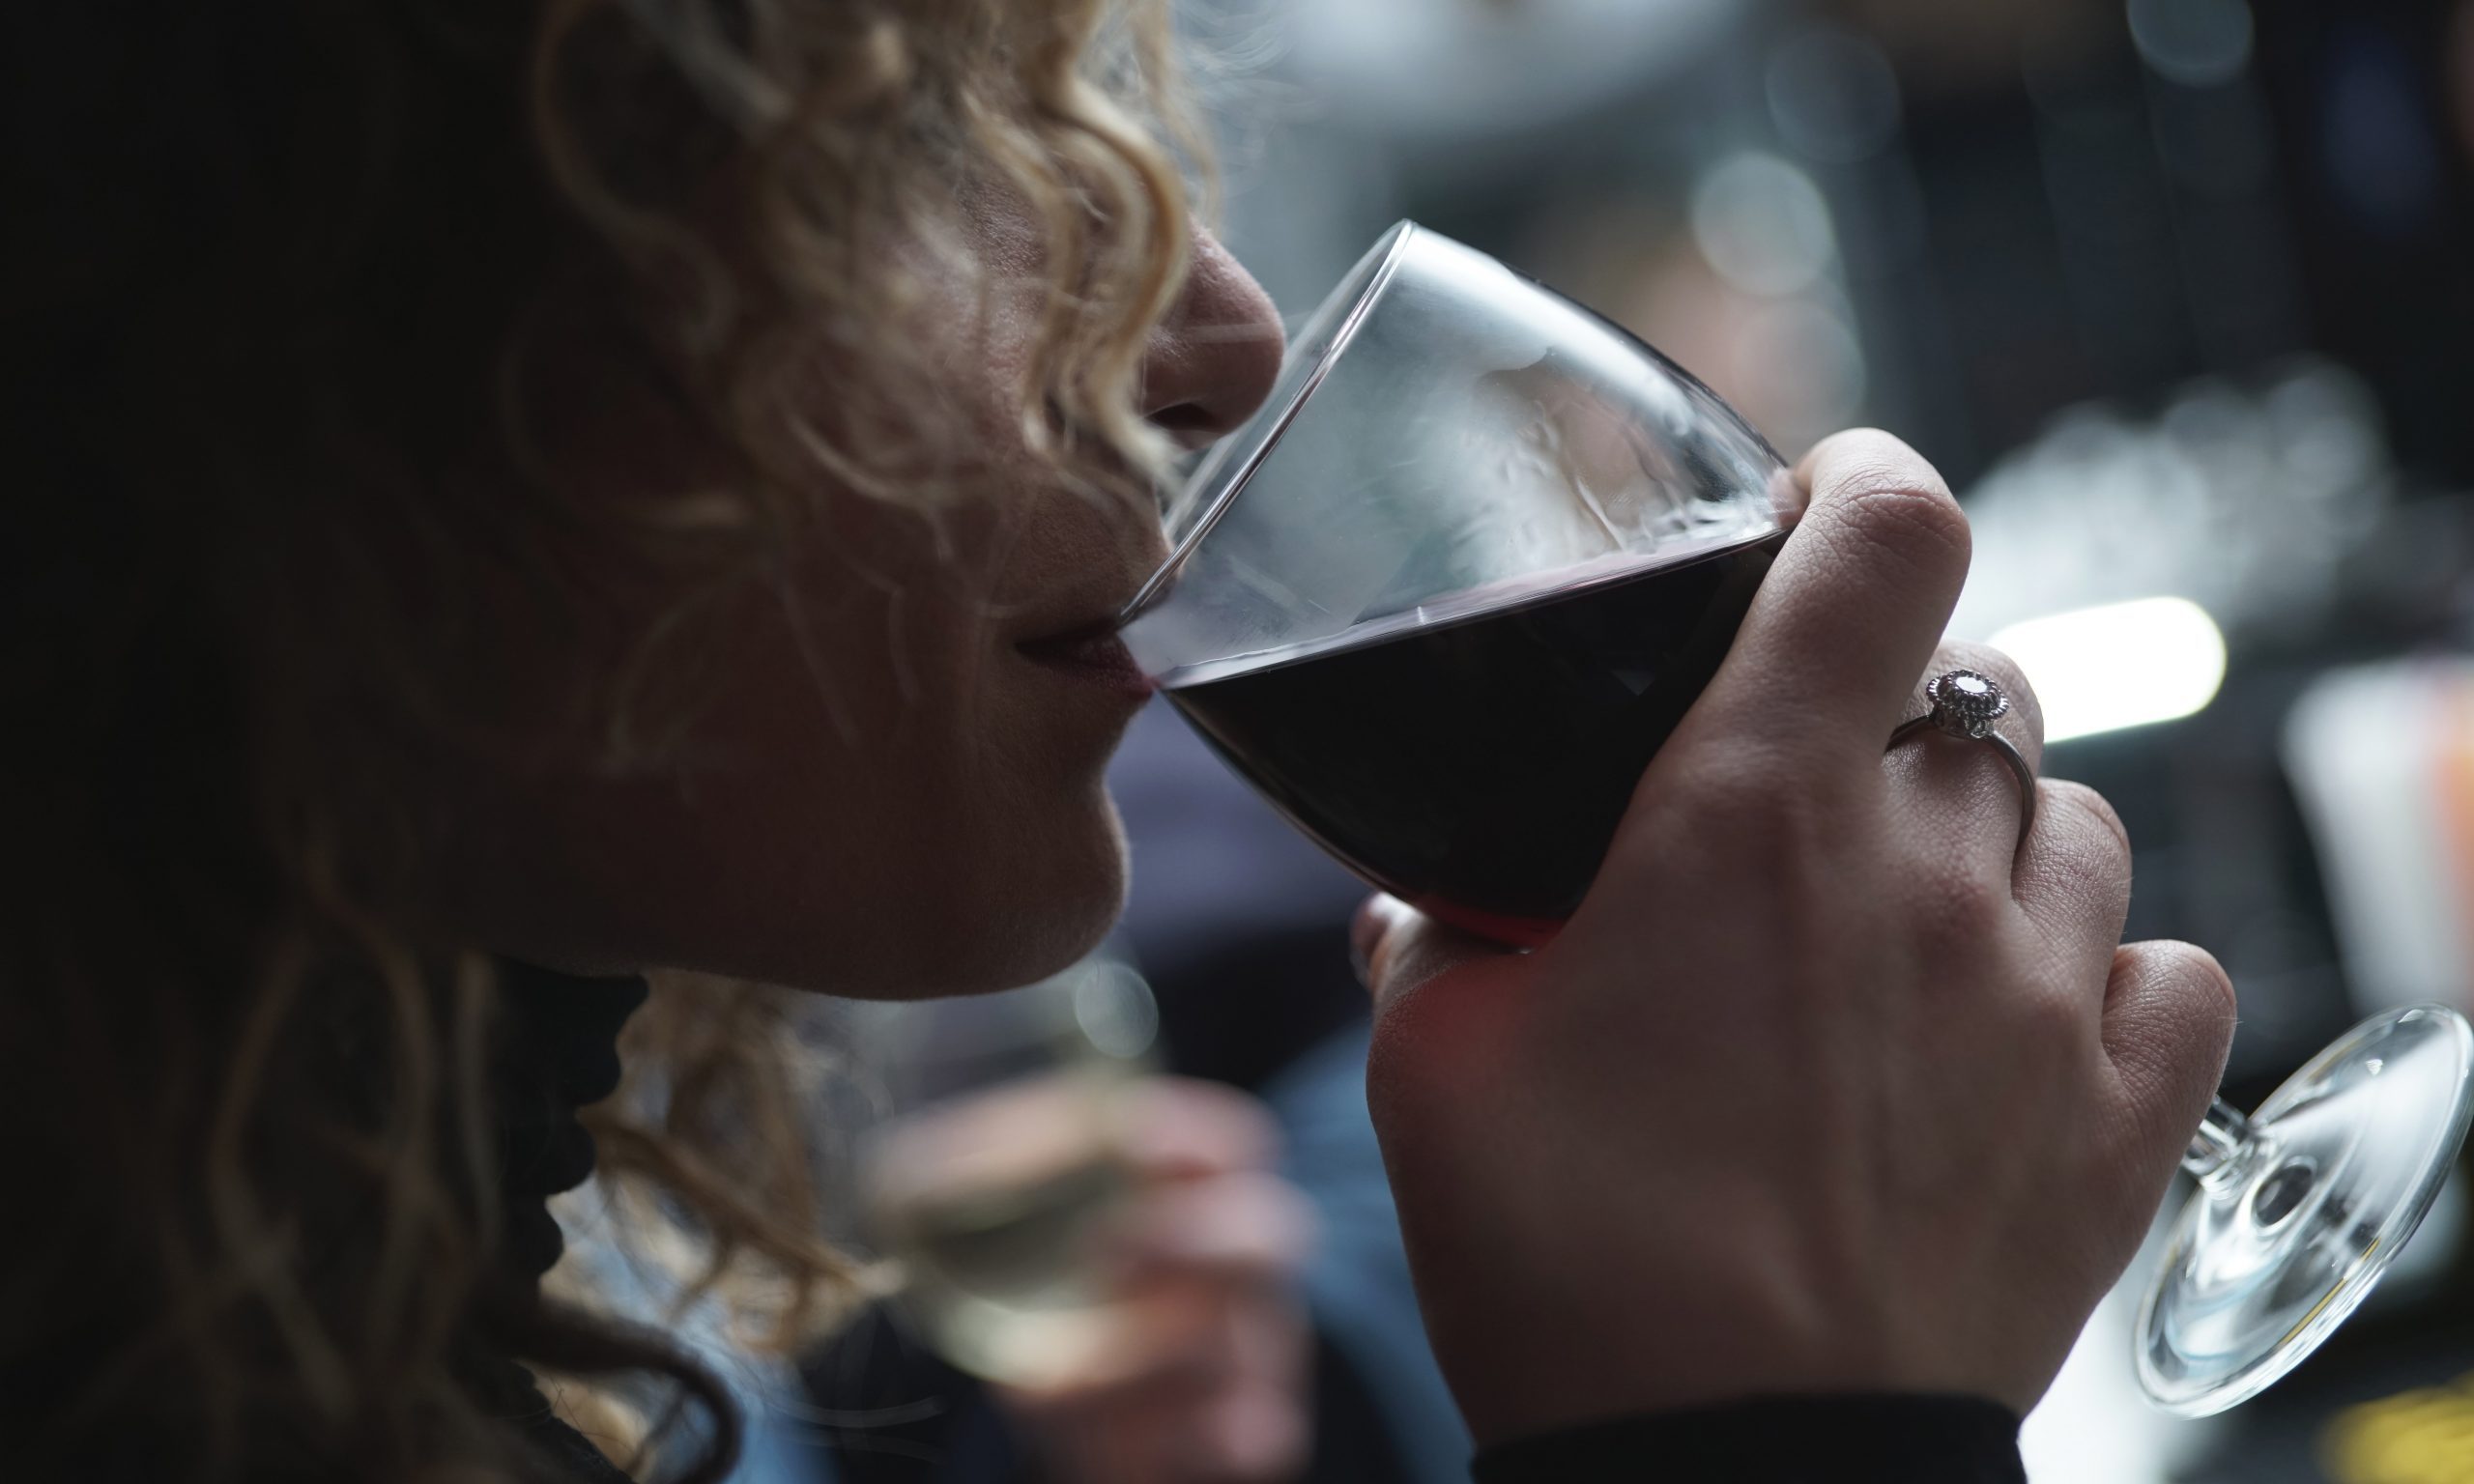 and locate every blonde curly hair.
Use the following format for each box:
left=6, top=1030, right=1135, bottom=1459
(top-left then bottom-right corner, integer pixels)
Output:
left=2, top=1, right=1206, bottom=1479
